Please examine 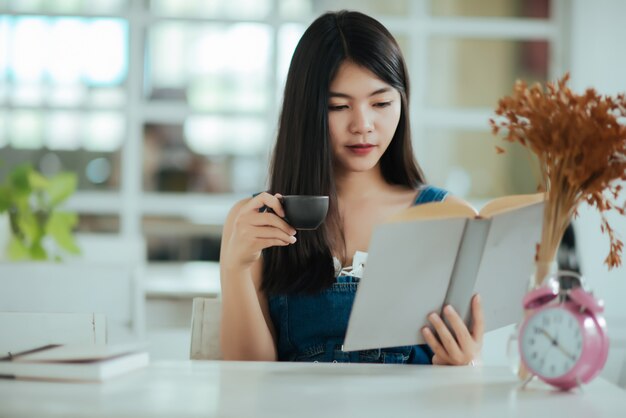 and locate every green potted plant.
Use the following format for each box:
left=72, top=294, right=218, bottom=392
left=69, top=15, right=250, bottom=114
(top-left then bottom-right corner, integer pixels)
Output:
left=0, top=163, right=81, bottom=261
